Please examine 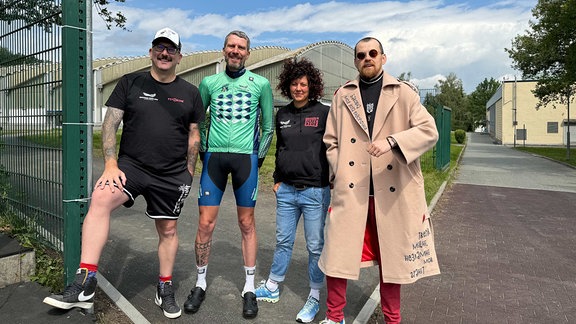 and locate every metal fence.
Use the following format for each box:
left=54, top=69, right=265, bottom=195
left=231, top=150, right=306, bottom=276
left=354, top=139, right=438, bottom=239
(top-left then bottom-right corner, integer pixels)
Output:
left=0, top=0, right=90, bottom=284
left=418, top=86, right=451, bottom=171
left=435, top=105, right=452, bottom=170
